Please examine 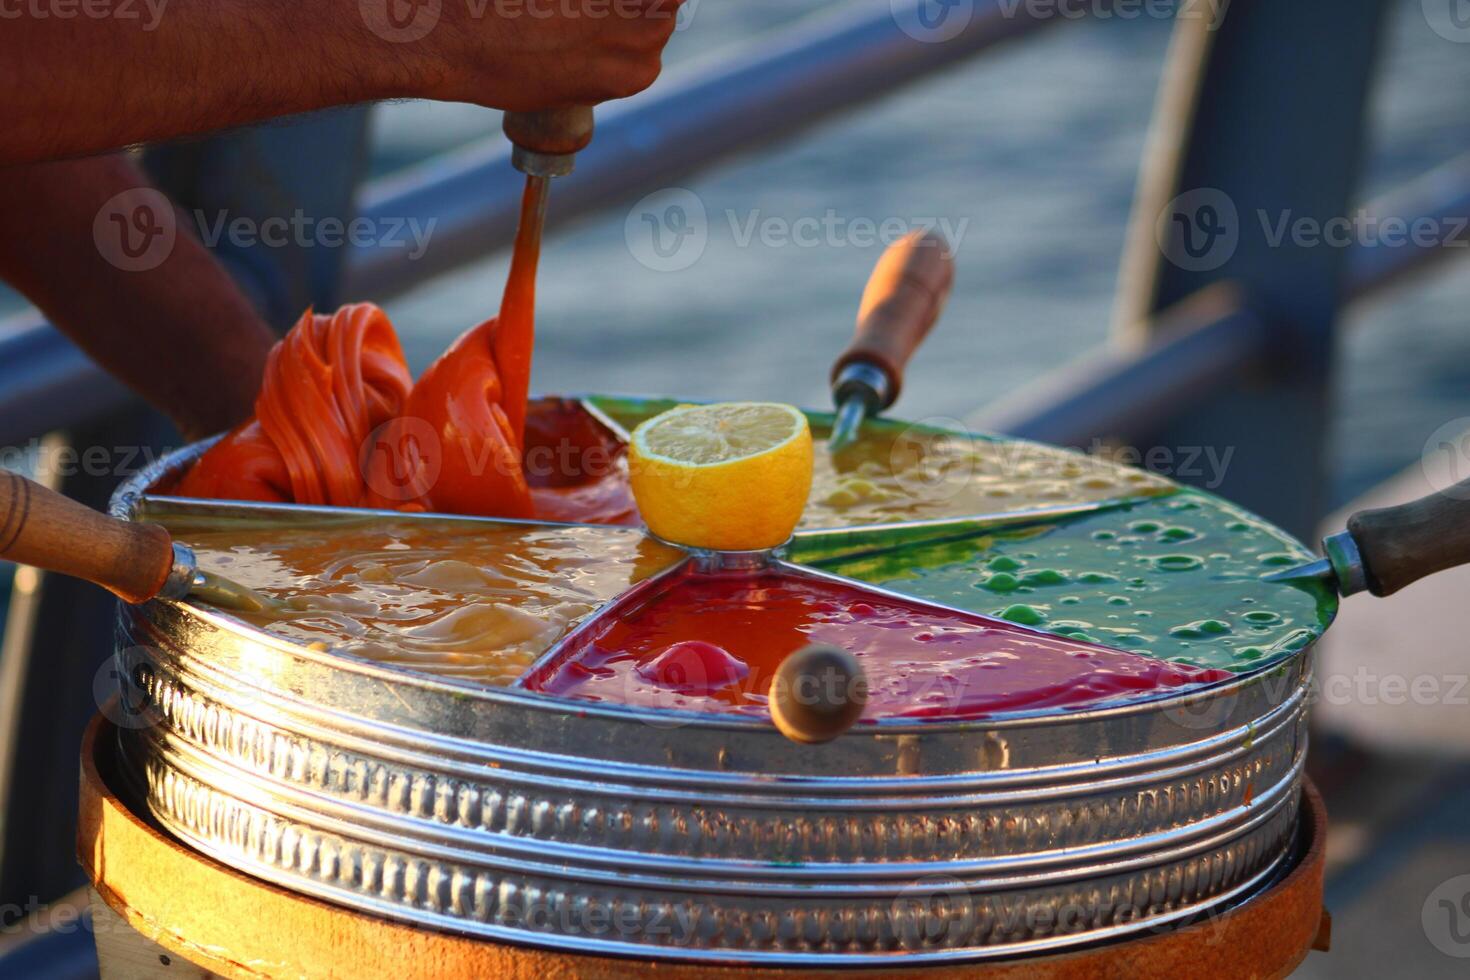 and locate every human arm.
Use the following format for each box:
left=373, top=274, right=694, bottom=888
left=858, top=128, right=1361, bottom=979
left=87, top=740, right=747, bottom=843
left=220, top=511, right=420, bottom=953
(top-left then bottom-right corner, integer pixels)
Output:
left=0, top=154, right=274, bottom=439
left=0, top=0, right=682, bottom=165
